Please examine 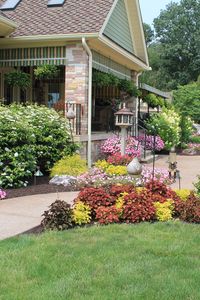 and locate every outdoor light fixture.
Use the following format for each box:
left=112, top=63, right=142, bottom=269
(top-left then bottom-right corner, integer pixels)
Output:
left=176, top=169, right=181, bottom=190
left=34, top=166, right=43, bottom=185
left=168, top=147, right=177, bottom=181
